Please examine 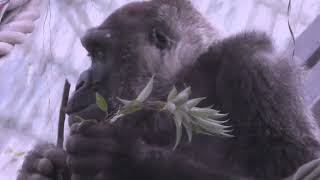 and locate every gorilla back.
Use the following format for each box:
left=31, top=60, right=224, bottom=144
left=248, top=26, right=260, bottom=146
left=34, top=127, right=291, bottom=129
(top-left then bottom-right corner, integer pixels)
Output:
left=18, top=0, right=320, bottom=180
